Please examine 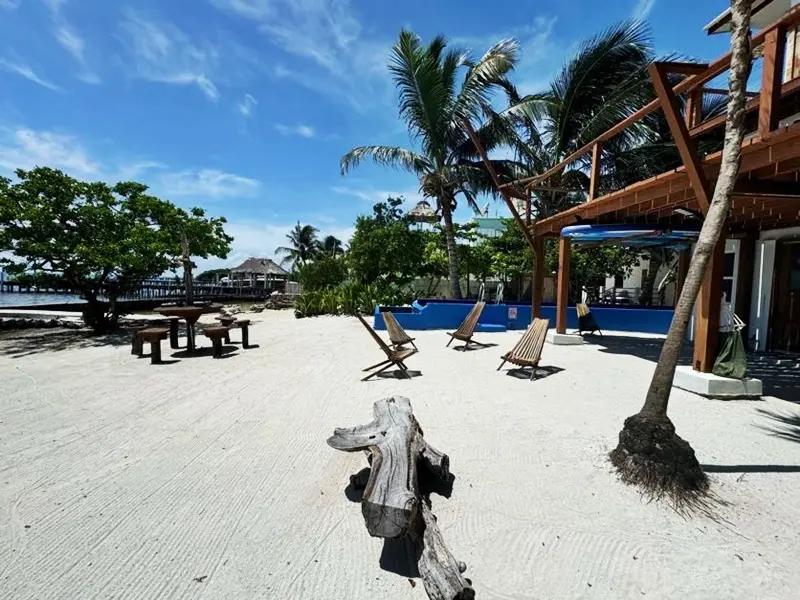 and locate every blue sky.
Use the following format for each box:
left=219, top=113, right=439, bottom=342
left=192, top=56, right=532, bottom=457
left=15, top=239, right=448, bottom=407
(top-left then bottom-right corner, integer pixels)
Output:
left=0, top=0, right=734, bottom=271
